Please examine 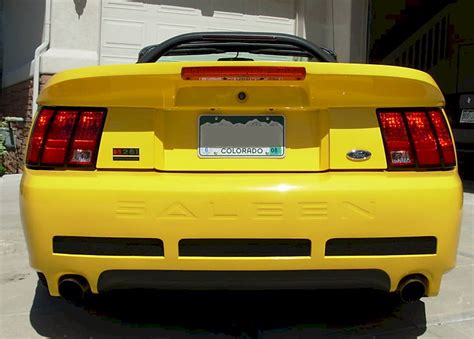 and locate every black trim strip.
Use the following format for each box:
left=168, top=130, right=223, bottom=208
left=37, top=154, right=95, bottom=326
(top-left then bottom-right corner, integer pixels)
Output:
left=113, top=156, right=140, bottom=161
left=98, top=269, right=390, bottom=291
left=179, top=239, right=311, bottom=257
left=325, top=237, right=437, bottom=256
left=53, top=236, right=164, bottom=256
